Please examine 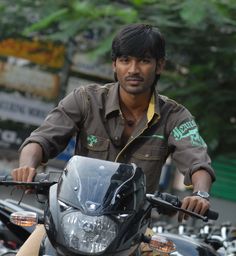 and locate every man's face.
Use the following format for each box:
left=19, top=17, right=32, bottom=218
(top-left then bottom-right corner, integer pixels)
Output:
left=113, top=56, right=164, bottom=95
